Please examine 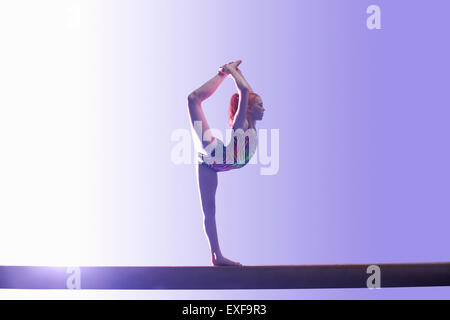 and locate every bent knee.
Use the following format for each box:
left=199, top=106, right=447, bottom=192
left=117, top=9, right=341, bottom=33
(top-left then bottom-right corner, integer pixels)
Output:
left=188, top=92, right=200, bottom=104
